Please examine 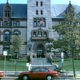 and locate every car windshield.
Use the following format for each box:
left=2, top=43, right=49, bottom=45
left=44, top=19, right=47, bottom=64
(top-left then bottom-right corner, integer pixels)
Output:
left=30, top=67, right=40, bottom=72
left=40, top=67, right=48, bottom=72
